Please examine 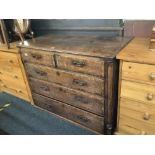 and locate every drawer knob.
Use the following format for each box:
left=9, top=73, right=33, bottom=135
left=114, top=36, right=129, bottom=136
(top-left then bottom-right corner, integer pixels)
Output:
left=141, top=131, right=147, bottom=135
left=9, top=60, right=13, bottom=63
left=17, top=90, right=22, bottom=93
left=14, top=75, right=18, bottom=79
left=72, top=60, right=86, bottom=67
left=143, top=112, right=151, bottom=120
left=31, top=53, right=42, bottom=60
left=149, top=73, right=155, bottom=80
left=146, top=93, right=154, bottom=101
left=73, top=79, right=87, bottom=86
